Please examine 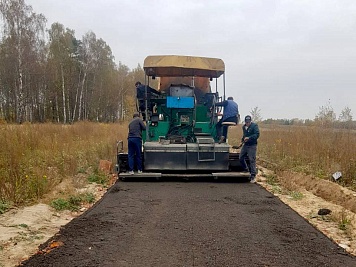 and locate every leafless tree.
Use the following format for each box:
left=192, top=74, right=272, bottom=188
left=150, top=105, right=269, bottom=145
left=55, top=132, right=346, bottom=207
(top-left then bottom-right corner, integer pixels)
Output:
left=250, top=106, right=262, bottom=122
left=339, top=106, right=353, bottom=122
left=315, top=101, right=336, bottom=126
